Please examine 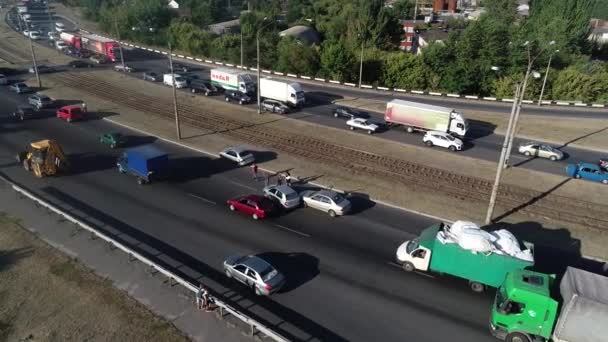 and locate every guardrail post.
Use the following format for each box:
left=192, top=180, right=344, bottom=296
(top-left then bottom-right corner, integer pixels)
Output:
left=128, top=253, right=136, bottom=262
left=108, top=241, right=117, bottom=251
left=250, top=324, right=256, bottom=337
left=216, top=306, right=224, bottom=320
left=90, top=232, right=97, bottom=240
left=147, top=265, right=158, bottom=275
